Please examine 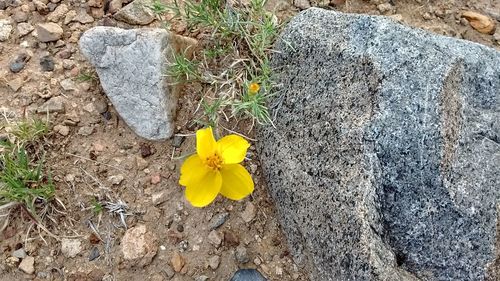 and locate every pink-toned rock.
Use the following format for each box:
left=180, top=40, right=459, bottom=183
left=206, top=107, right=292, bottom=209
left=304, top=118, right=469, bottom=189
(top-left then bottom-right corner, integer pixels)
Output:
left=121, top=224, right=157, bottom=267
left=151, top=174, right=161, bottom=184
left=93, top=142, right=105, bottom=152
left=18, top=256, right=35, bottom=274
